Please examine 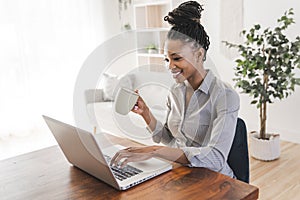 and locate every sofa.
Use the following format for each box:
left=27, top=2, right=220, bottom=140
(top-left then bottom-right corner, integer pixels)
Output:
left=85, top=69, right=174, bottom=145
